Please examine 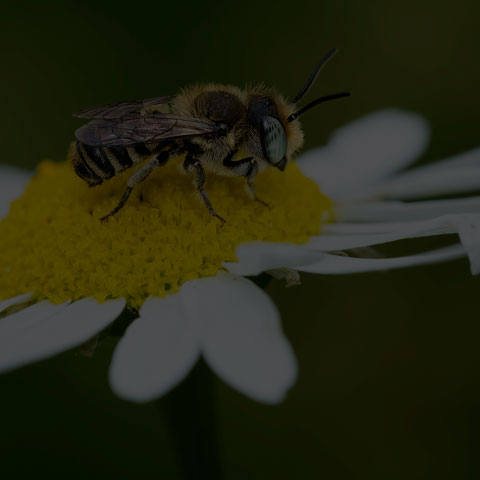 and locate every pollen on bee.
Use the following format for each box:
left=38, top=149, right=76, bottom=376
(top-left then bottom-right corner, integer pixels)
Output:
left=0, top=157, right=332, bottom=309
